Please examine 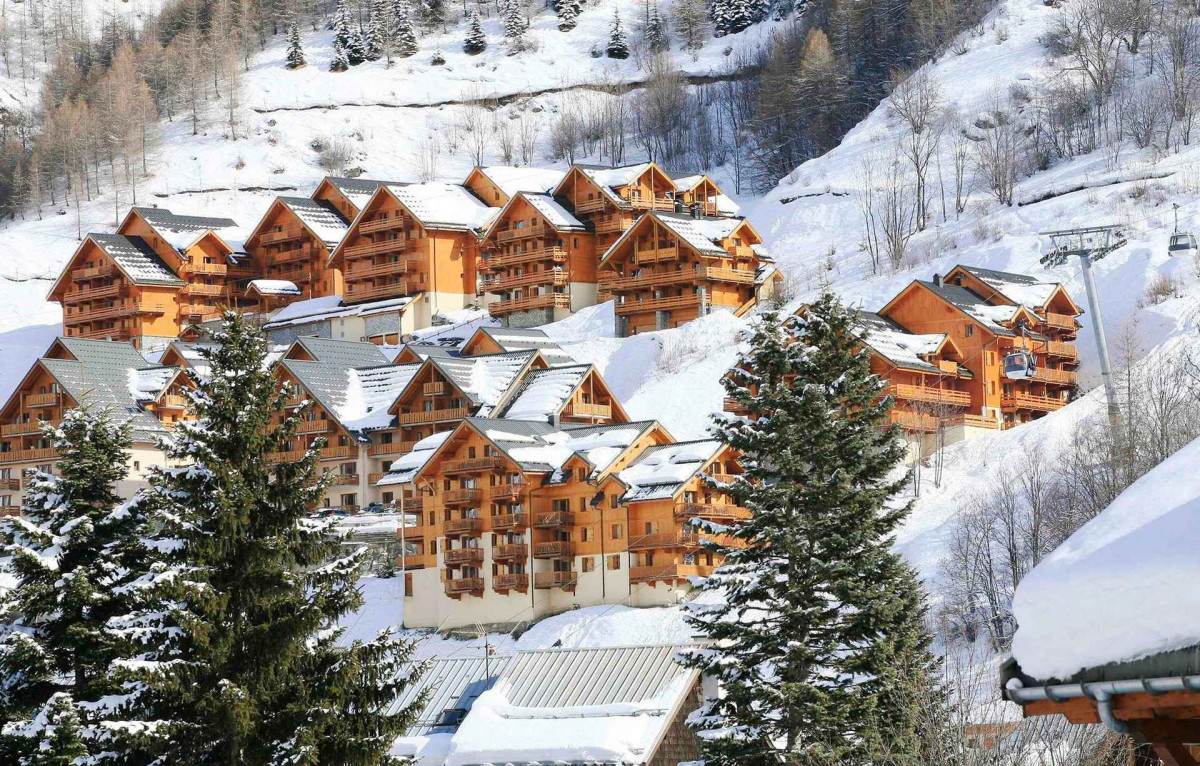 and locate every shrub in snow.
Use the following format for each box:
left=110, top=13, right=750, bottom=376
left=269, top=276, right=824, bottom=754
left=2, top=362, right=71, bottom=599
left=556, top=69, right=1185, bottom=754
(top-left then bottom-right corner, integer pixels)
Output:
left=606, top=8, right=629, bottom=59
left=285, top=21, right=306, bottom=69
left=682, top=296, right=940, bottom=763
left=464, top=11, right=487, bottom=55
